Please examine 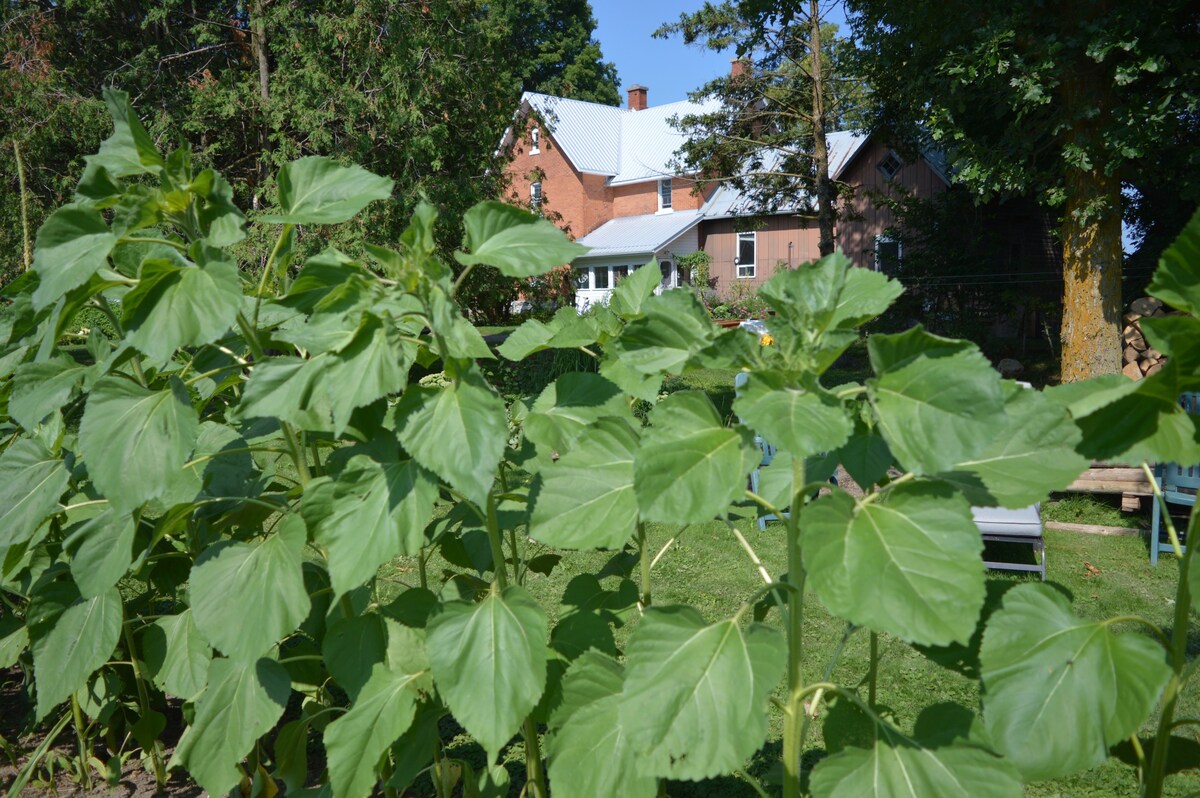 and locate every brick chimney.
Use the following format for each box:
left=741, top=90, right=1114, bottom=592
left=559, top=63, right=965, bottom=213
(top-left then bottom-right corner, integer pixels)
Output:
left=731, top=58, right=749, bottom=79
left=627, top=85, right=648, bottom=111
